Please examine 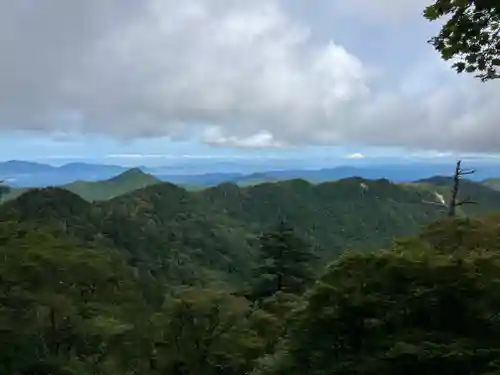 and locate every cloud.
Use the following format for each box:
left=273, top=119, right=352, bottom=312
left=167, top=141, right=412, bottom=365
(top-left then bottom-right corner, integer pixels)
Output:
left=0, top=0, right=367, bottom=139
left=344, top=153, right=365, bottom=159
left=203, top=127, right=285, bottom=148
left=330, top=0, right=429, bottom=23
left=0, top=0, right=500, bottom=153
